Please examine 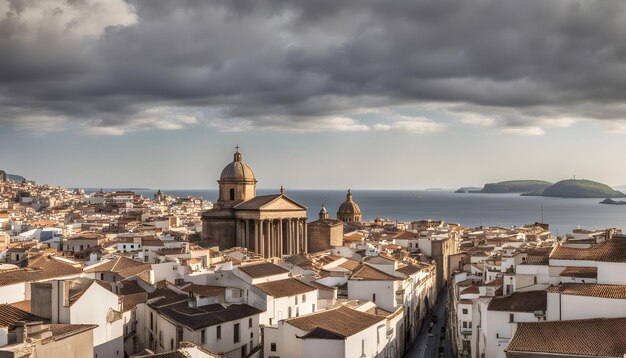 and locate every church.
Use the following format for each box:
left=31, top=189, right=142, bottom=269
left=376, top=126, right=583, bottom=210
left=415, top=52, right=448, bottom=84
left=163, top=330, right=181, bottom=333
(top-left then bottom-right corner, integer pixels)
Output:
left=201, top=148, right=308, bottom=257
